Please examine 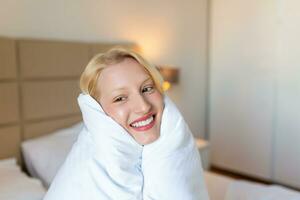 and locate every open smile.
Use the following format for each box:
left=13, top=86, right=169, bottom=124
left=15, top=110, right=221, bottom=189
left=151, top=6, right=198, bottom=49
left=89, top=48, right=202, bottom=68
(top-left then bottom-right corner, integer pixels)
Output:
left=130, top=113, right=156, bottom=131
